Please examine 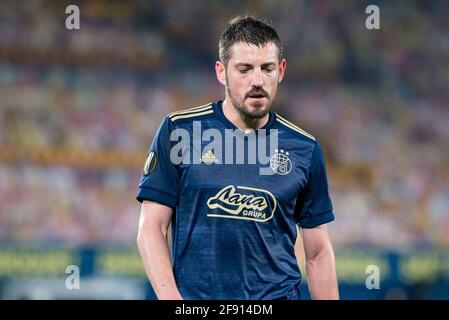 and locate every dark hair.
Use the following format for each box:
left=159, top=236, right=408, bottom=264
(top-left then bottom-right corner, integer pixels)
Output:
left=218, top=15, right=283, bottom=66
